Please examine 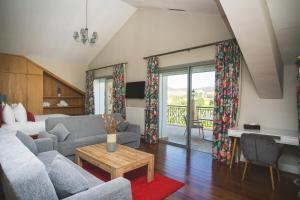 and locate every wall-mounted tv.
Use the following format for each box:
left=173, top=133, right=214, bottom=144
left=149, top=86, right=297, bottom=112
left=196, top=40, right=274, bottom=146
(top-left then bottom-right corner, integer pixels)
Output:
left=126, top=81, right=145, bottom=99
